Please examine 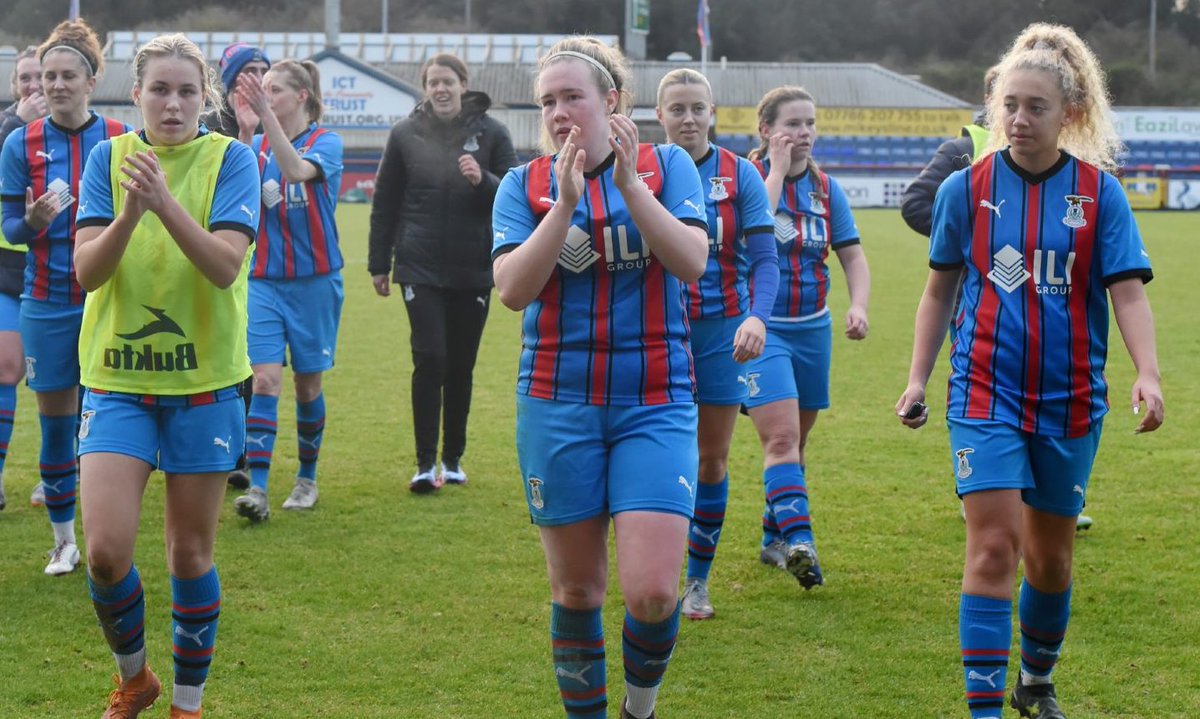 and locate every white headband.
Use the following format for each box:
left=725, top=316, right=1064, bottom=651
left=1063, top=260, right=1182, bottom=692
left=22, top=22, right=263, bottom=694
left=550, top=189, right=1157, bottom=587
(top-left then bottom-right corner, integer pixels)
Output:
left=44, top=45, right=95, bottom=76
left=544, top=50, right=617, bottom=93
